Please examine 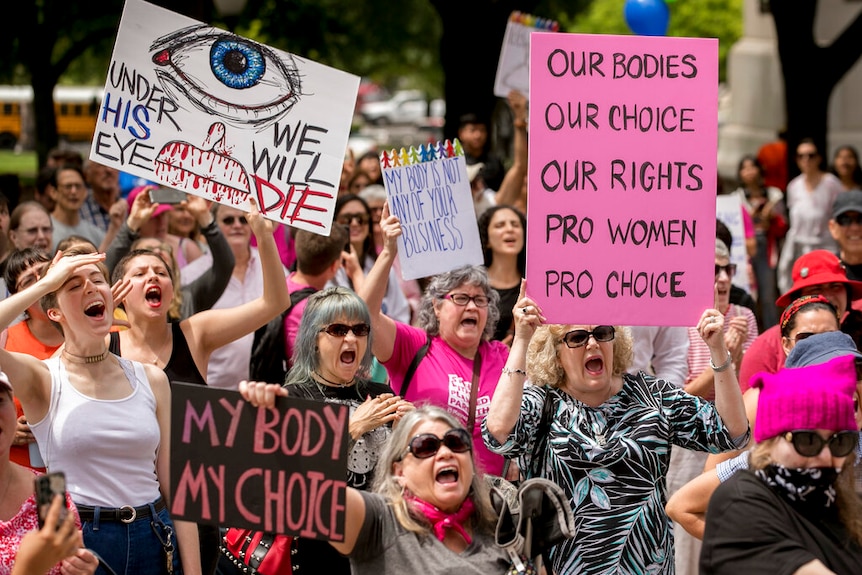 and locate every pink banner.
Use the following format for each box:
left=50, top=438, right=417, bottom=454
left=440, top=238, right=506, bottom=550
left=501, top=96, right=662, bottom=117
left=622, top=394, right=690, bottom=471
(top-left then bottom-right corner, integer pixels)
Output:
left=527, top=33, right=717, bottom=326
